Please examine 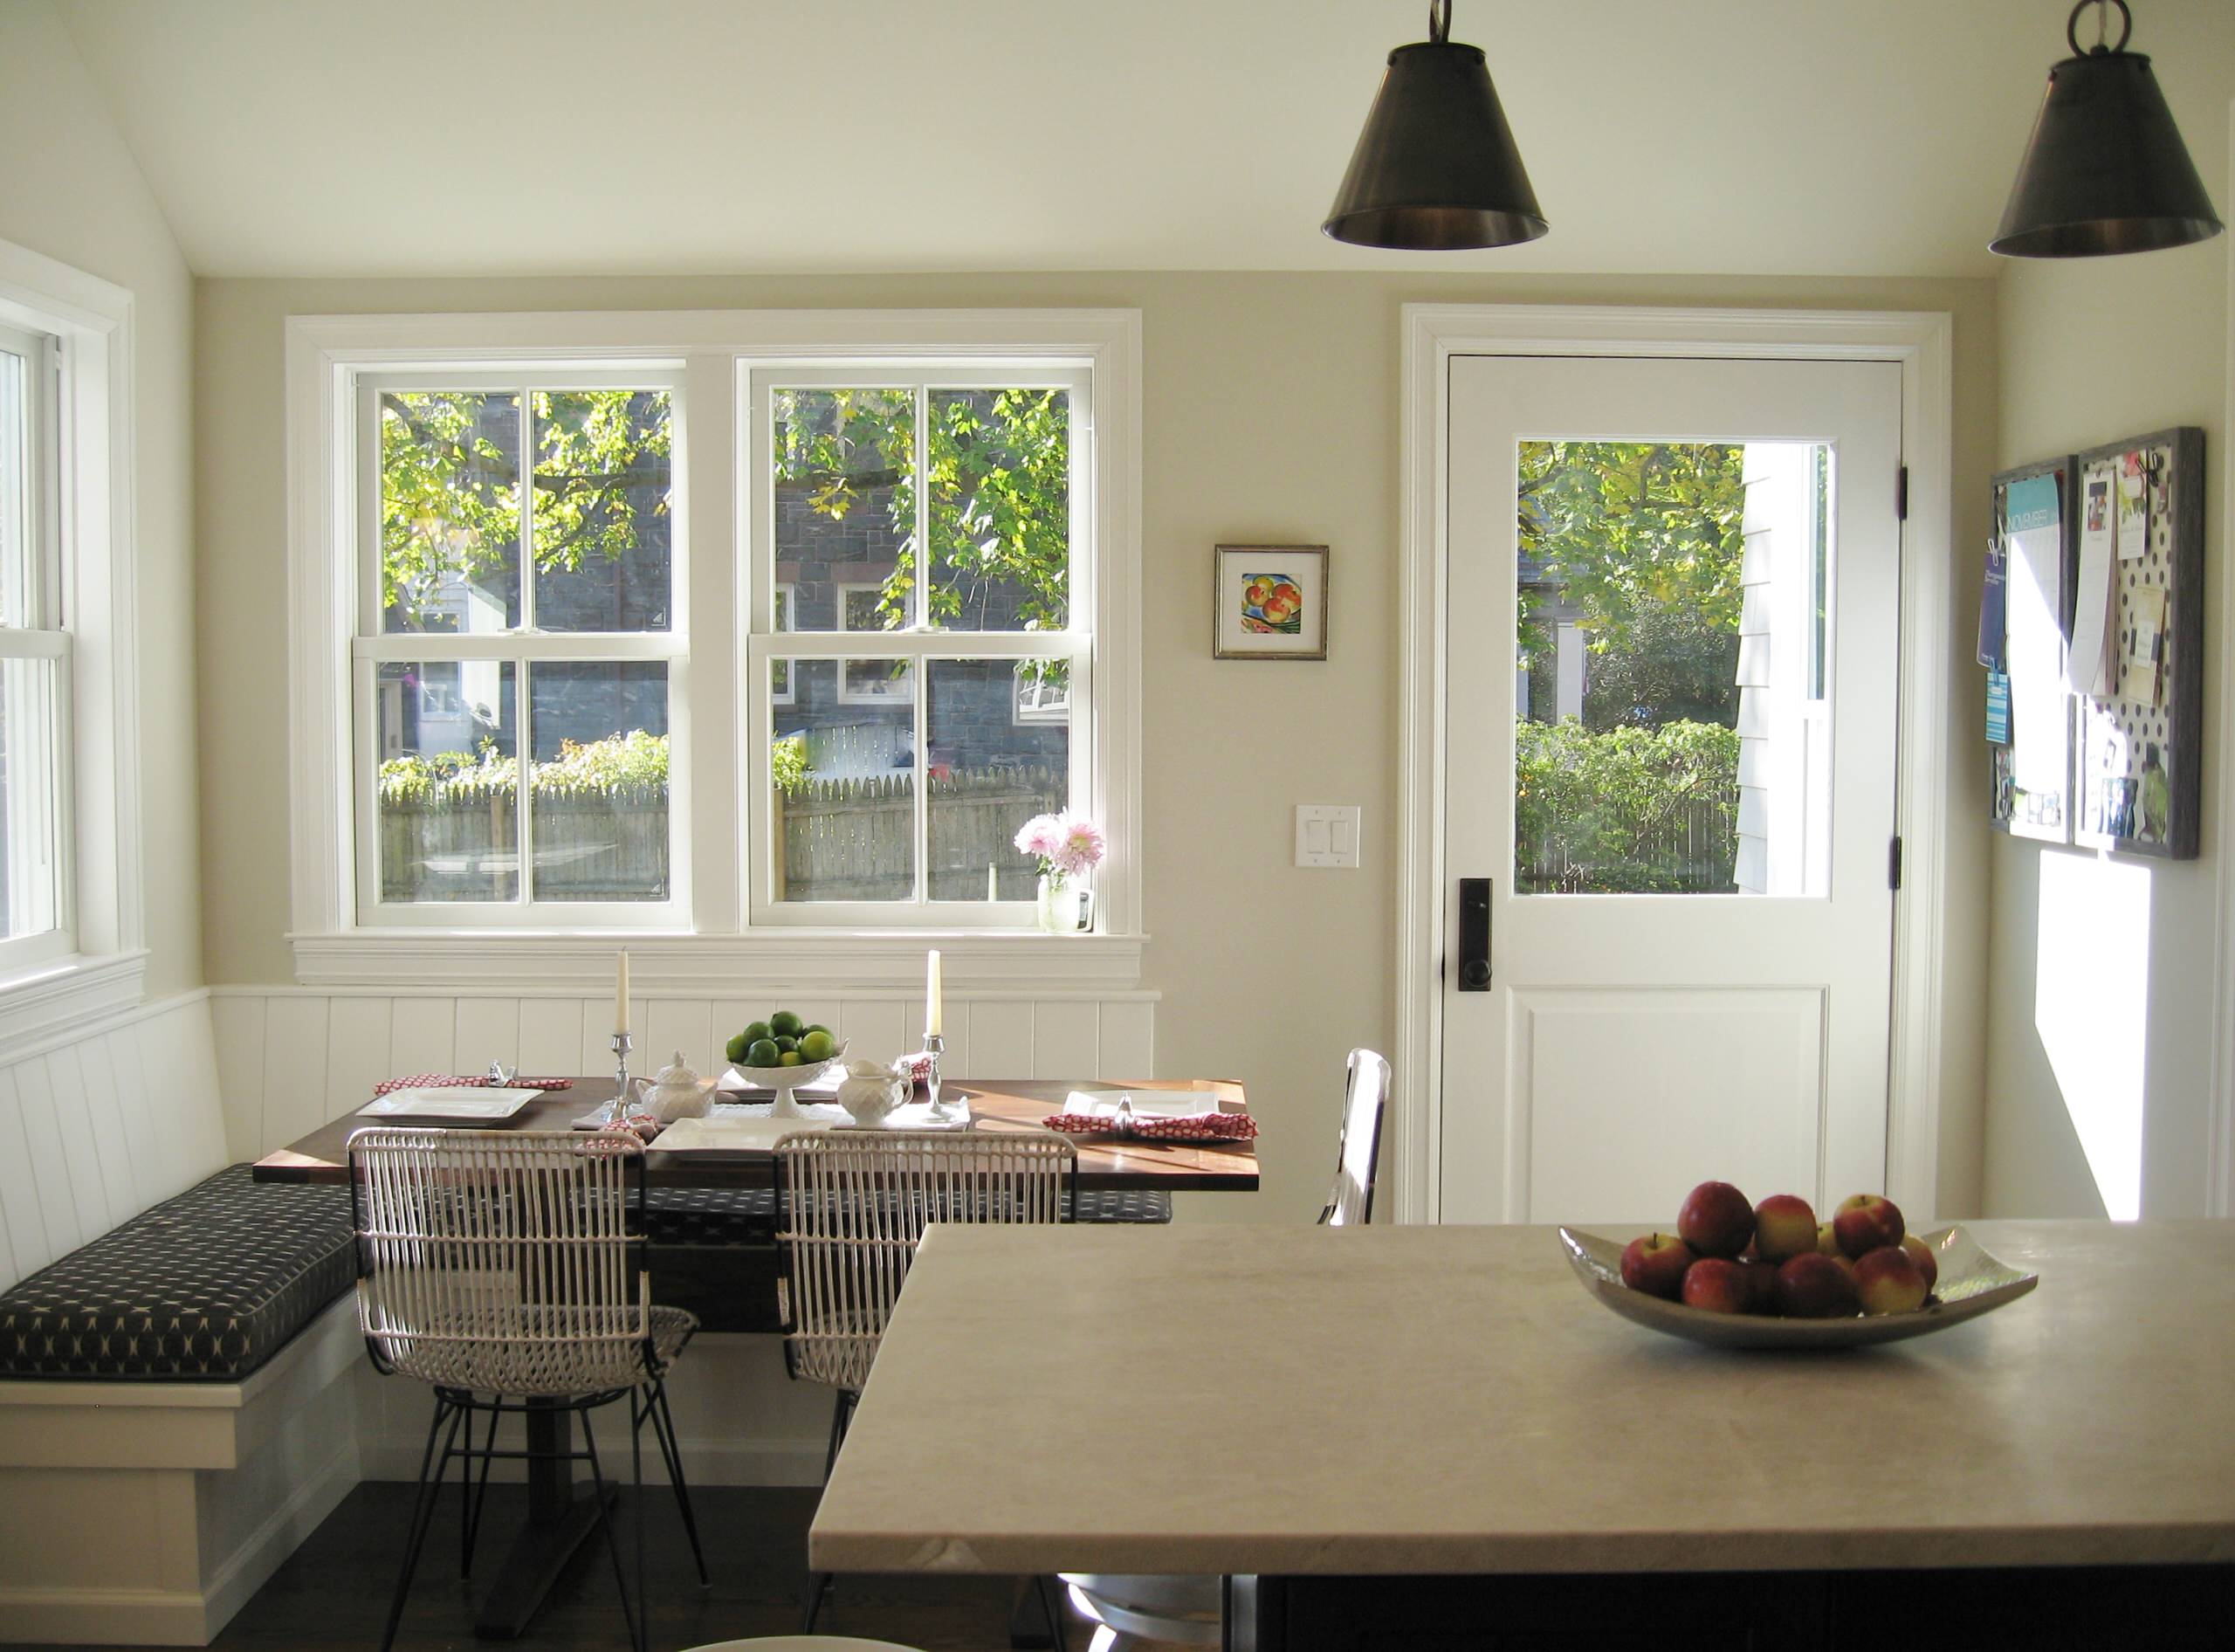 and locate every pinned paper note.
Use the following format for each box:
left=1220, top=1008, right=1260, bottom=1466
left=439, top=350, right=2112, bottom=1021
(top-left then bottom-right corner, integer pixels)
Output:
left=2068, top=463, right=2117, bottom=697
left=2121, top=584, right=2167, bottom=706
left=2115, top=450, right=2149, bottom=561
